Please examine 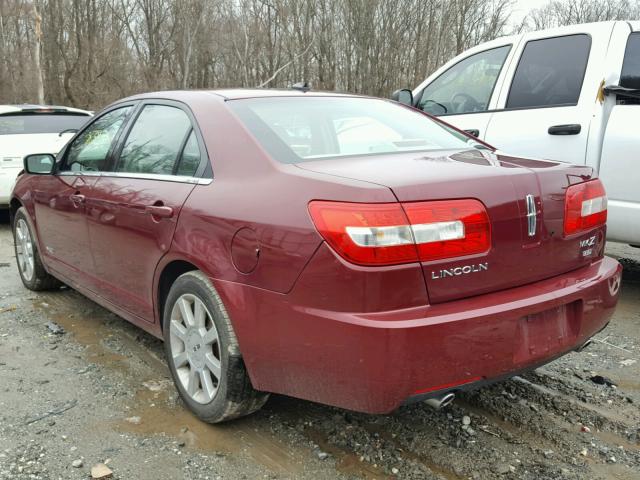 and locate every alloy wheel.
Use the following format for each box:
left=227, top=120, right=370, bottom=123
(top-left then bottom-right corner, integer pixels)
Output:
left=15, top=219, right=35, bottom=282
left=169, top=293, right=222, bottom=404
